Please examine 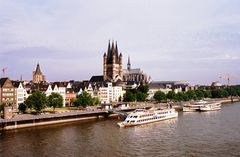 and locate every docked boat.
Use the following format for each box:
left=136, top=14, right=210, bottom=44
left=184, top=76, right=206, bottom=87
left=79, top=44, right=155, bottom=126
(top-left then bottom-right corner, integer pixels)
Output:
left=182, top=100, right=207, bottom=112
left=199, top=102, right=221, bottom=111
left=117, top=108, right=178, bottom=127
